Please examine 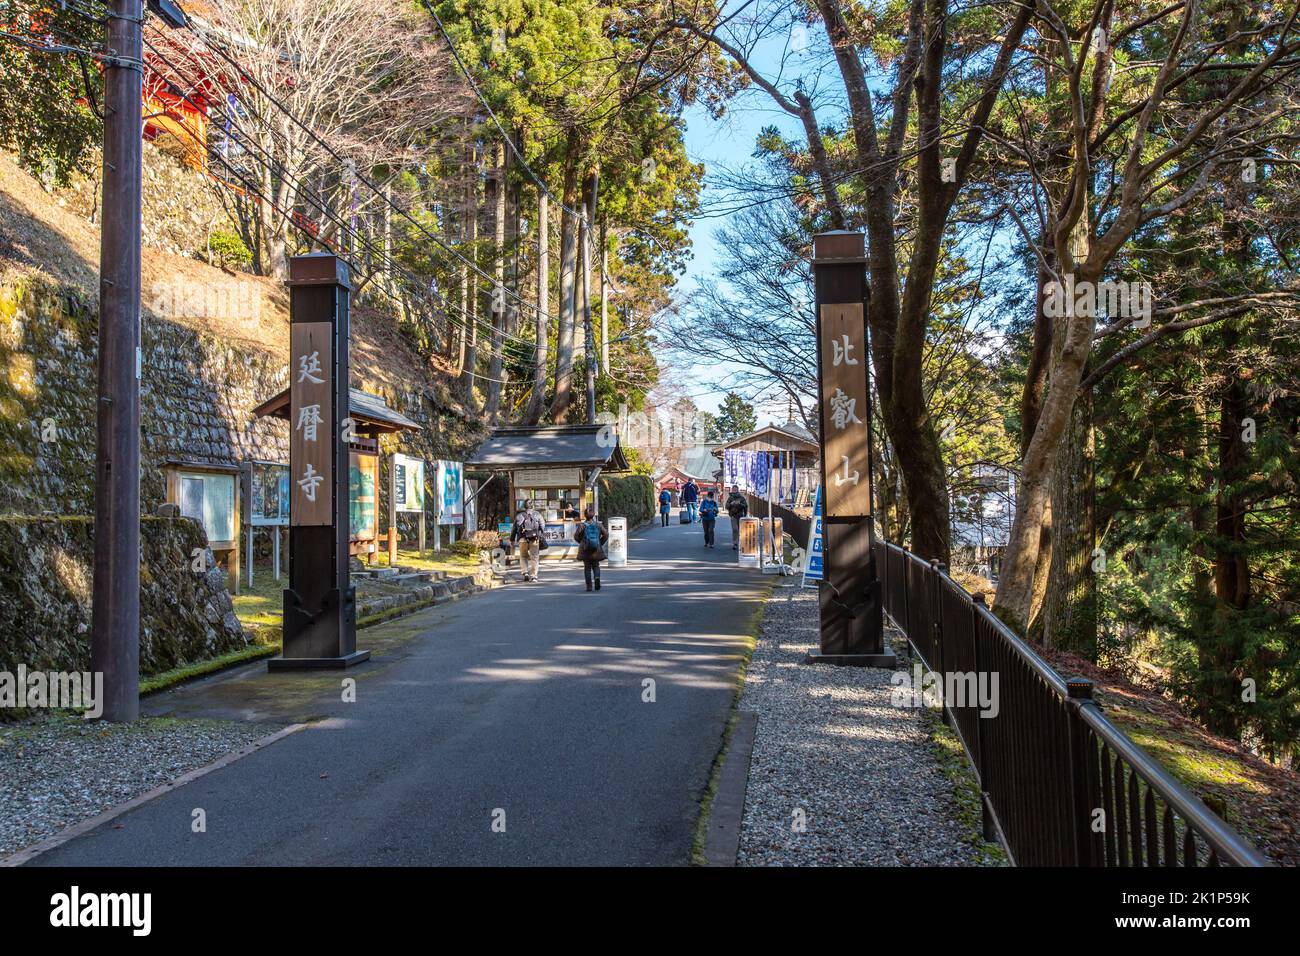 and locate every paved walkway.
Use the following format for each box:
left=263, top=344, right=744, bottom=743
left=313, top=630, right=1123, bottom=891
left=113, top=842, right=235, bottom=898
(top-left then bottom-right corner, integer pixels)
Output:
left=29, top=518, right=766, bottom=867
